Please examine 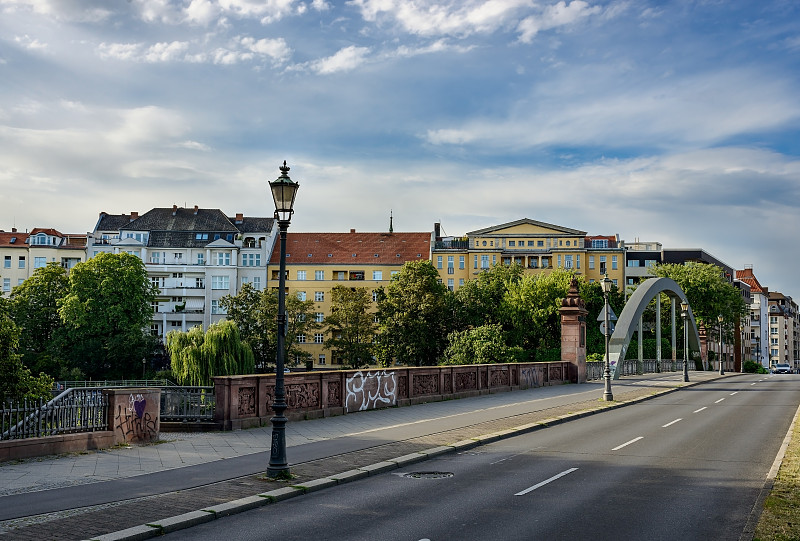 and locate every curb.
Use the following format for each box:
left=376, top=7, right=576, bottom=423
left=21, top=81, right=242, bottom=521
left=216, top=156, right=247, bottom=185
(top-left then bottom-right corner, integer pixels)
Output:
left=86, top=376, right=718, bottom=540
